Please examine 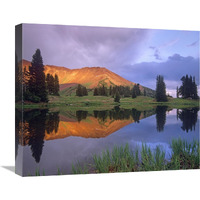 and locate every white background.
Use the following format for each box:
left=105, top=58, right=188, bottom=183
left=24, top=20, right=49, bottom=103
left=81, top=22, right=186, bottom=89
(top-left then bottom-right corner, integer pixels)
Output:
left=0, top=0, right=199, bottom=199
